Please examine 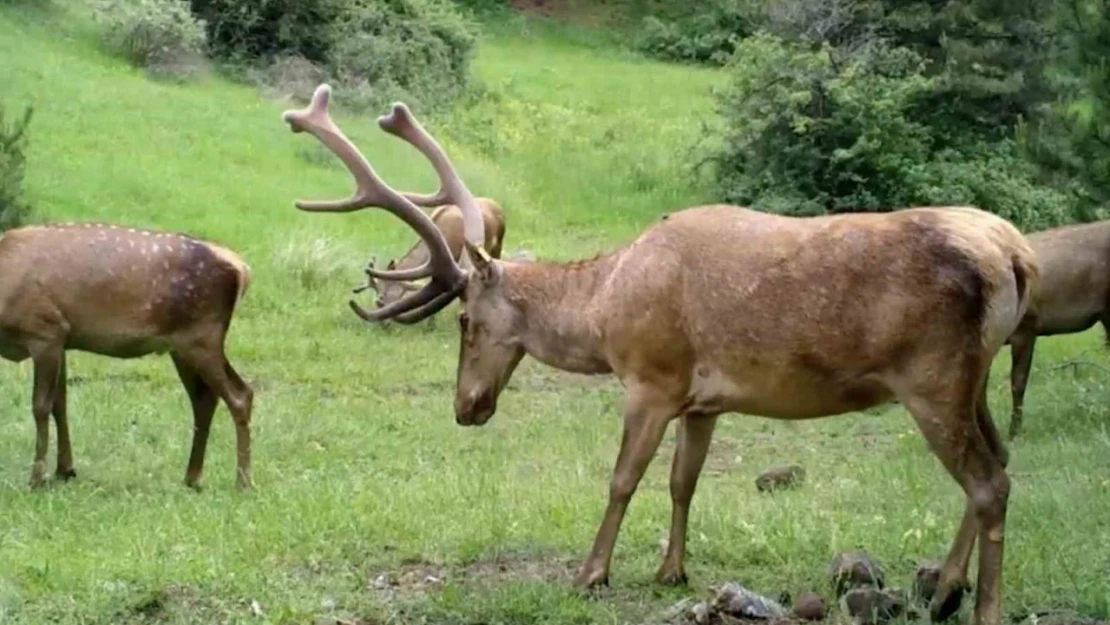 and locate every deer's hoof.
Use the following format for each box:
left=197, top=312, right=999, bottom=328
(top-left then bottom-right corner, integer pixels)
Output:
left=655, top=568, right=688, bottom=586
left=236, top=474, right=255, bottom=492
left=573, top=567, right=610, bottom=591
left=929, top=580, right=968, bottom=622
left=29, top=462, right=47, bottom=490
left=55, top=467, right=77, bottom=481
